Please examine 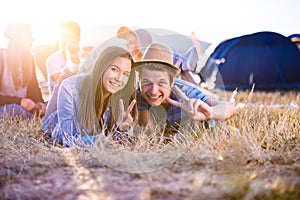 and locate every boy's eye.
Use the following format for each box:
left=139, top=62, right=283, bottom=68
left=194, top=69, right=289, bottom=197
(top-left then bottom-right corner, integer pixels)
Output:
left=141, top=81, right=151, bottom=86
left=158, top=82, right=167, bottom=86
